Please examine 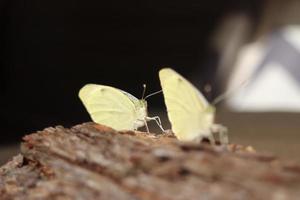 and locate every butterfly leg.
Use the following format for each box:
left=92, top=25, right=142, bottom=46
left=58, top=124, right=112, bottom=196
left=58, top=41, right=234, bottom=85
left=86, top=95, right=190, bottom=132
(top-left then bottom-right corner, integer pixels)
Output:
left=207, top=133, right=216, bottom=145
left=133, top=119, right=149, bottom=132
left=145, top=116, right=165, bottom=132
left=143, top=119, right=150, bottom=133
left=211, top=124, right=229, bottom=145
left=152, top=116, right=165, bottom=131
